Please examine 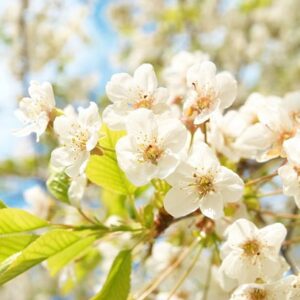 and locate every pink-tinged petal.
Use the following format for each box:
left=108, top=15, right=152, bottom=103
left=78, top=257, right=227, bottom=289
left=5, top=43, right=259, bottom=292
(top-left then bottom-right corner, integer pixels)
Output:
left=133, top=64, right=158, bottom=93
left=164, top=187, right=199, bottom=218
left=216, top=71, right=237, bottom=109
left=199, top=192, right=224, bottom=220
left=106, top=73, right=133, bottom=103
